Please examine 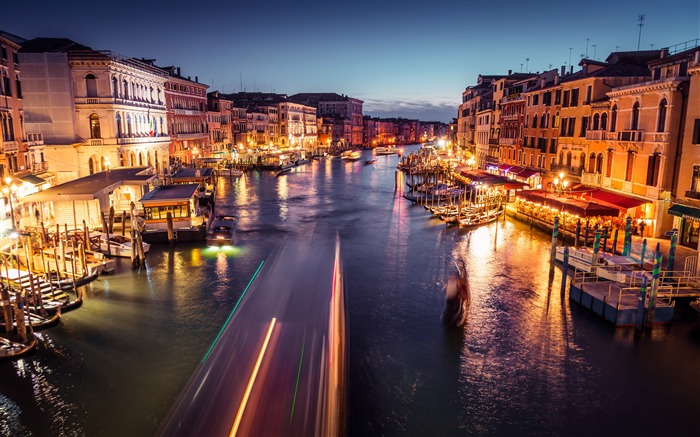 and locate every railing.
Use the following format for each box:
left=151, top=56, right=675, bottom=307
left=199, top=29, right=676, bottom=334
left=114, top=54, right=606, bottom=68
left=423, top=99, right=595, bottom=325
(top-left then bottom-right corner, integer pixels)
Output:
left=3, top=141, right=19, bottom=152
left=581, top=171, right=603, bottom=186
left=31, top=162, right=49, bottom=173
left=503, top=93, right=524, bottom=102
left=585, top=130, right=606, bottom=141
left=617, top=130, right=644, bottom=142
left=86, top=98, right=99, bottom=104
left=500, top=138, right=516, bottom=145
left=87, top=139, right=103, bottom=146
left=685, top=190, right=700, bottom=200
left=117, top=135, right=170, bottom=145
left=644, top=132, right=669, bottom=143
